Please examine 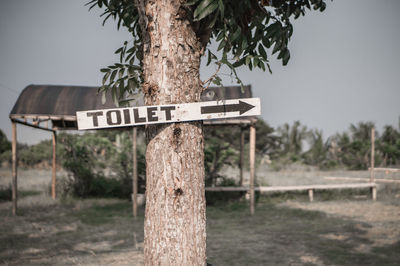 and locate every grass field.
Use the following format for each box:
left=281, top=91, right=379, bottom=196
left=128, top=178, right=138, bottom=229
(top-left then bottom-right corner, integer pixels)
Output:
left=0, top=167, right=399, bottom=265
